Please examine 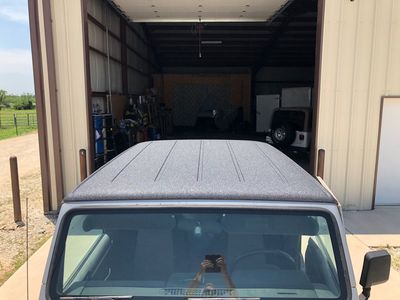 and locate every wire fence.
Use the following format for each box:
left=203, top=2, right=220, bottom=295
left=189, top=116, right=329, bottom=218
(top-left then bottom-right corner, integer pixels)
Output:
left=0, top=112, right=37, bottom=136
